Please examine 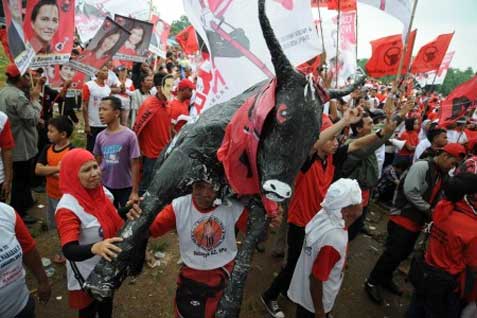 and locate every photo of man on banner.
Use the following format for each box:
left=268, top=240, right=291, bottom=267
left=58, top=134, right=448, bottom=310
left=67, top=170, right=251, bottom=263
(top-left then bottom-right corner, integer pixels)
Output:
left=149, top=15, right=171, bottom=59
left=23, top=0, right=76, bottom=67
left=113, top=14, right=153, bottom=63
left=70, top=16, right=130, bottom=77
